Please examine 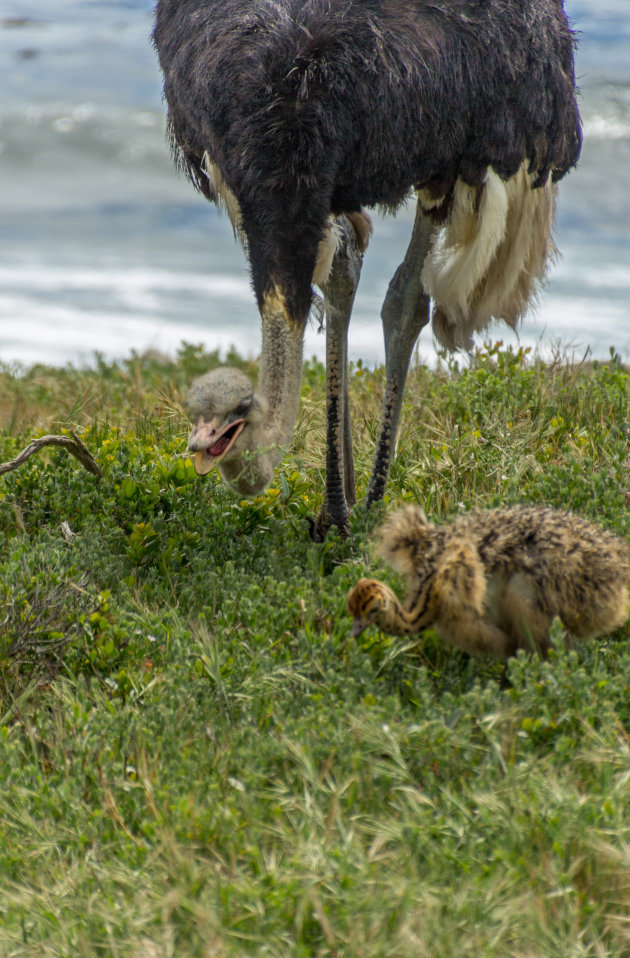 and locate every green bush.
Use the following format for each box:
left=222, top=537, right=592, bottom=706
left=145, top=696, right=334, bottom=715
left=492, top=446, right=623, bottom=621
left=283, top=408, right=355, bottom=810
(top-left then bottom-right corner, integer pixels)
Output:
left=0, top=343, right=628, bottom=956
